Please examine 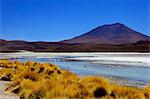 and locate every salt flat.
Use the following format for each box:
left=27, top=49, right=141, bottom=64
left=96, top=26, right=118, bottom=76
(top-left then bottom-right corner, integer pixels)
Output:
left=1, top=52, right=150, bottom=67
